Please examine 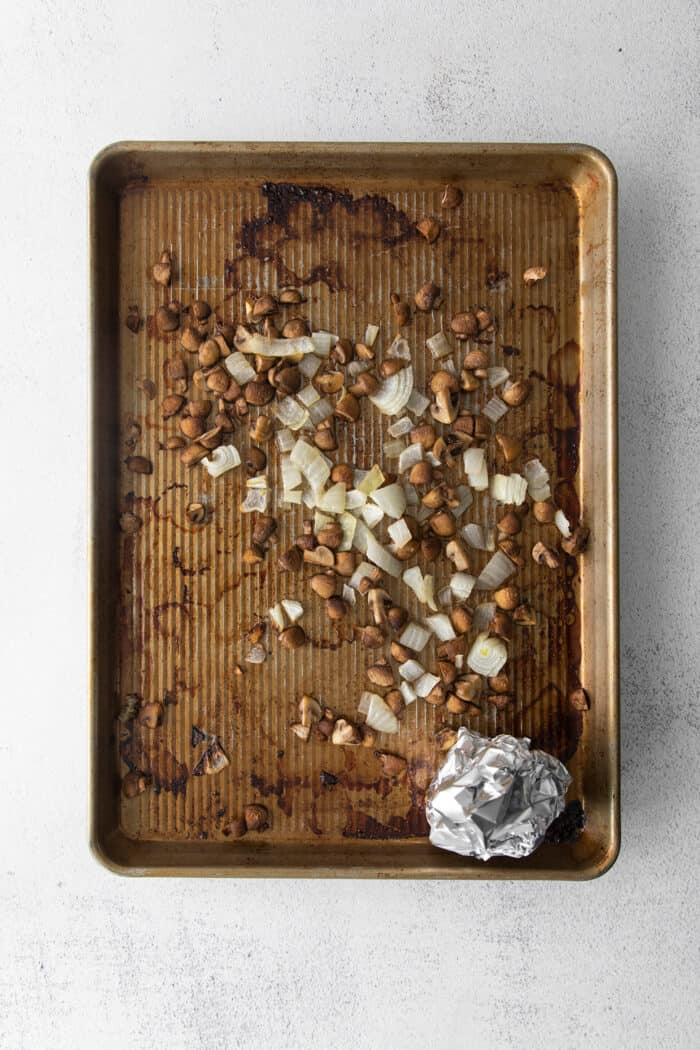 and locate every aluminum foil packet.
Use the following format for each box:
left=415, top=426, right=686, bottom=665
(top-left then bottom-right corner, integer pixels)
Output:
left=426, top=728, right=571, bottom=861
